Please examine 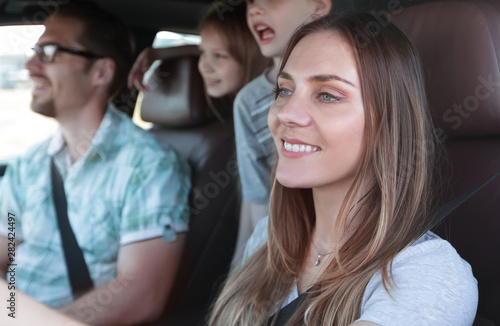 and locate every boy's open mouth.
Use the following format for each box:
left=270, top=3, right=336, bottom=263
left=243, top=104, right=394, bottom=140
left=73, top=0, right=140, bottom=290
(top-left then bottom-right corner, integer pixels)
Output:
left=254, top=23, right=275, bottom=42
